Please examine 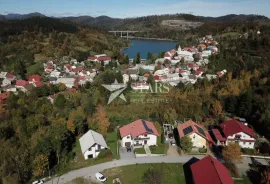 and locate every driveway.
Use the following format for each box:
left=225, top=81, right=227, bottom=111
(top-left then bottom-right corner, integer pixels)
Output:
left=119, top=147, right=135, bottom=159
left=167, top=143, right=179, bottom=156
